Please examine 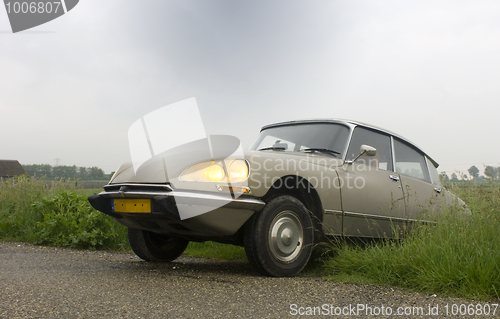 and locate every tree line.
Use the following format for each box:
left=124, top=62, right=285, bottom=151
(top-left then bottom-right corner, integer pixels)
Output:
left=439, top=165, right=500, bottom=183
left=23, top=164, right=113, bottom=181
